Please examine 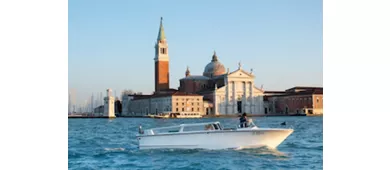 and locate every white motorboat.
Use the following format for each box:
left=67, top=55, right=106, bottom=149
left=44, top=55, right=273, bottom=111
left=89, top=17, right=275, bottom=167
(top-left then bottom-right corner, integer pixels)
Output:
left=136, top=119, right=293, bottom=150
